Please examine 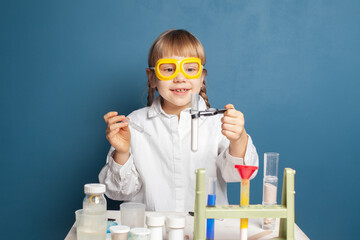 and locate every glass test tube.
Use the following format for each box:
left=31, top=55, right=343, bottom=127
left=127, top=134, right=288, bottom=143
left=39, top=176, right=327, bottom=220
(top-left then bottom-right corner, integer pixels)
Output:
left=206, top=178, right=216, bottom=240
left=262, top=152, right=279, bottom=230
left=191, top=93, right=199, bottom=152
left=240, top=178, right=250, bottom=240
